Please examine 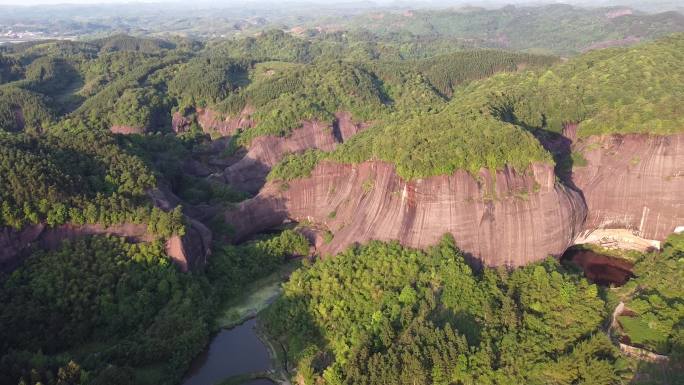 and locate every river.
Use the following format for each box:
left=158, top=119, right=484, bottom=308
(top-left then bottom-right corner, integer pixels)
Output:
left=182, top=318, right=275, bottom=385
